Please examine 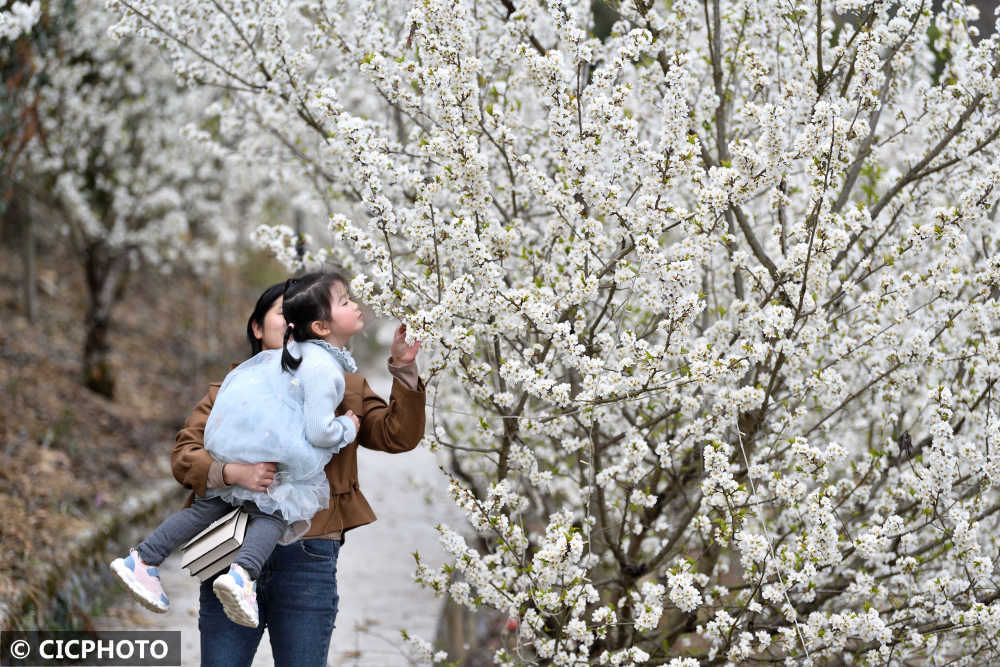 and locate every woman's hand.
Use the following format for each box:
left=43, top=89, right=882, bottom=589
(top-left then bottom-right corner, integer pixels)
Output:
left=345, top=409, right=360, bottom=433
left=223, top=462, right=278, bottom=492
left=390, top=323, right=421, bottom=365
